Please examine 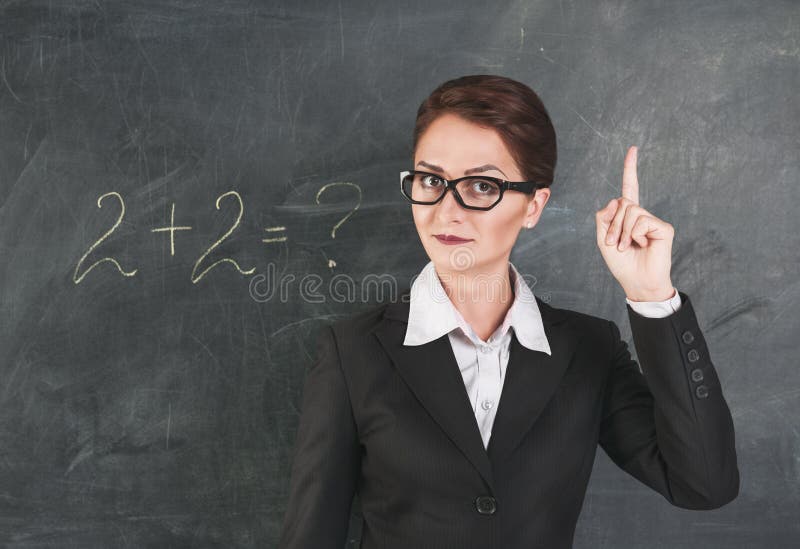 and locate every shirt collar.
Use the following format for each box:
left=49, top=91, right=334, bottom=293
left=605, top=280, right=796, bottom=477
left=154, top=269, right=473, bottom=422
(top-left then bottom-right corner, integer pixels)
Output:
left=403, top=260, right=552, bottom=355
